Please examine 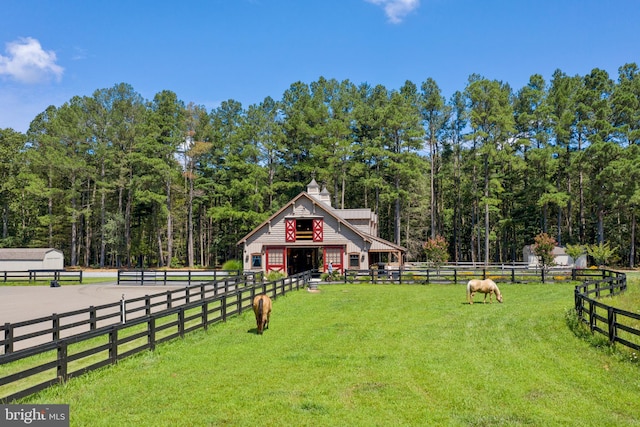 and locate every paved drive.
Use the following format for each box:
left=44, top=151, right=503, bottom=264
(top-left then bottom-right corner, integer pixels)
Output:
left=0, top=283, right=184, bottom=325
